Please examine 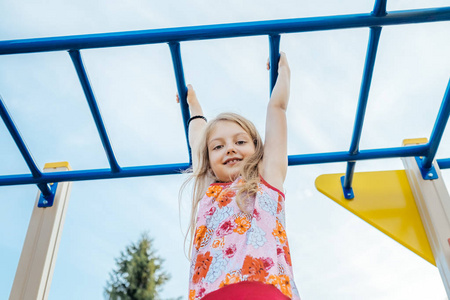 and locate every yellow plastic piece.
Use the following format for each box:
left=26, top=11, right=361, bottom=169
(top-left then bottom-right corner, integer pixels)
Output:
left=44, top=162, right=72, bottom=170
left=402, top=138, right=428, bottom=146
left=315, top=170, right=435, bottom=265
